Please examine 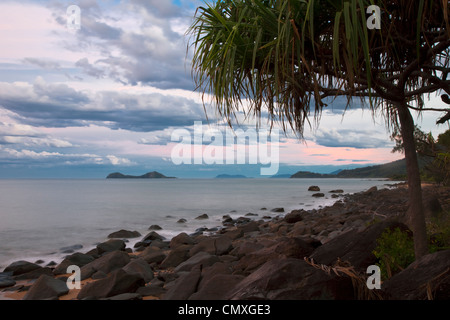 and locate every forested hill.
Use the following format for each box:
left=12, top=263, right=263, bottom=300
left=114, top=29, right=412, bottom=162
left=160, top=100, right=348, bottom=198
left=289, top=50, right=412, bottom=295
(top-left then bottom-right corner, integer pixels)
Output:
left=291, top=159, right=409, bottom=179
